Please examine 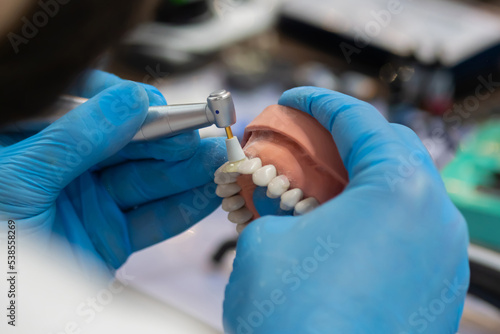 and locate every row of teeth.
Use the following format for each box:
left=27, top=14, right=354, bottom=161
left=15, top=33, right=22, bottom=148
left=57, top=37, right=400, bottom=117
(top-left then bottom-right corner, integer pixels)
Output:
left=214, top=157, right=319, bottom=234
